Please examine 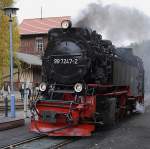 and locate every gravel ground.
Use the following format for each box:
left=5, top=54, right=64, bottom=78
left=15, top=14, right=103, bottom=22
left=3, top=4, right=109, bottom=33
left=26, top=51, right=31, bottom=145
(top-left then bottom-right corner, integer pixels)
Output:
left=0, top=118, right=67, bottom=149
left=0, top=118, right=37, bottom=148
left=61, top=95, right=150, bottom=149
left=16, top=137, right=68, bottom=149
